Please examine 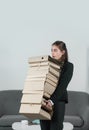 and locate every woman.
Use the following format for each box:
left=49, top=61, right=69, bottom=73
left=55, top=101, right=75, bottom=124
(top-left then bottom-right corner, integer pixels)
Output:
left=40, top=41, right=74, bottom=130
